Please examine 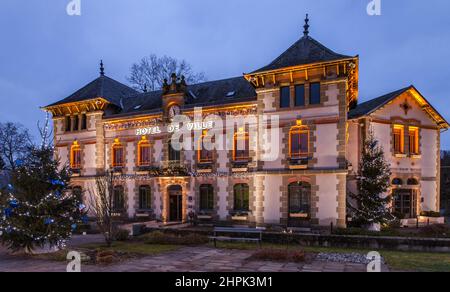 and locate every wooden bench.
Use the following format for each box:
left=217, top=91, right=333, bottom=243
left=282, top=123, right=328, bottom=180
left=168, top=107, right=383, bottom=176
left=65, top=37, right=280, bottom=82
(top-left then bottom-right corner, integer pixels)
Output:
left=210, top=227, right=263, bottom=248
